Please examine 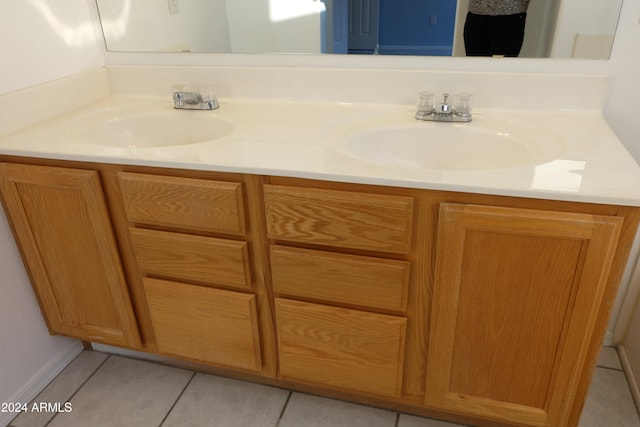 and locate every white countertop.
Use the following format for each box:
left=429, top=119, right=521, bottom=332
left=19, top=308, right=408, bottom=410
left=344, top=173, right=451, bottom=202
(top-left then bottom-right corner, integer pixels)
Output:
left=1, top=95, right=640, bottom=206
